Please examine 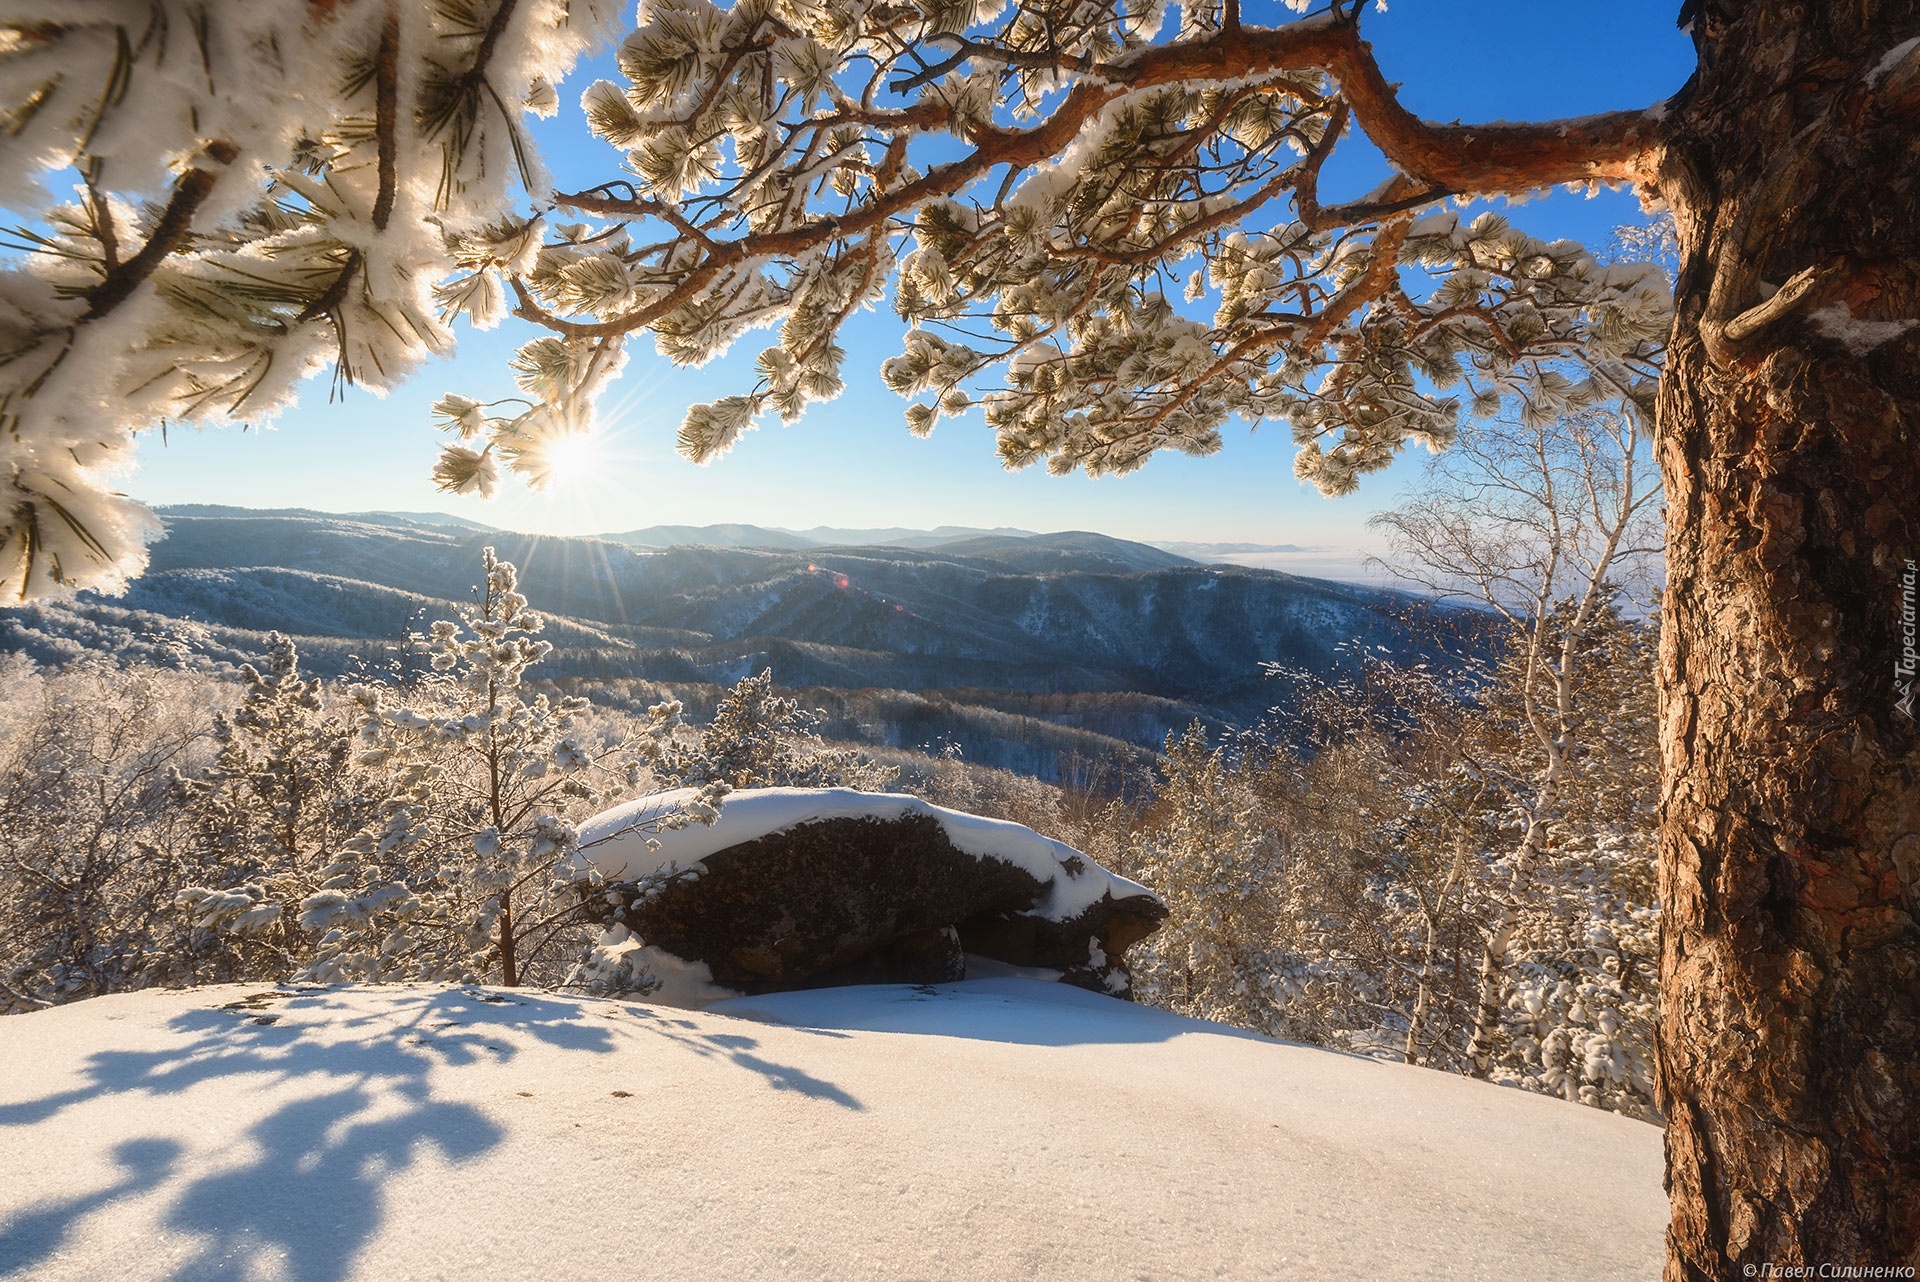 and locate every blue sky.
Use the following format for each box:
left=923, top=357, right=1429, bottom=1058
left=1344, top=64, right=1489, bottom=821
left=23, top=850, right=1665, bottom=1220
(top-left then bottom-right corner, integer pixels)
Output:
left=128, top=1, right=1694, bottom=559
